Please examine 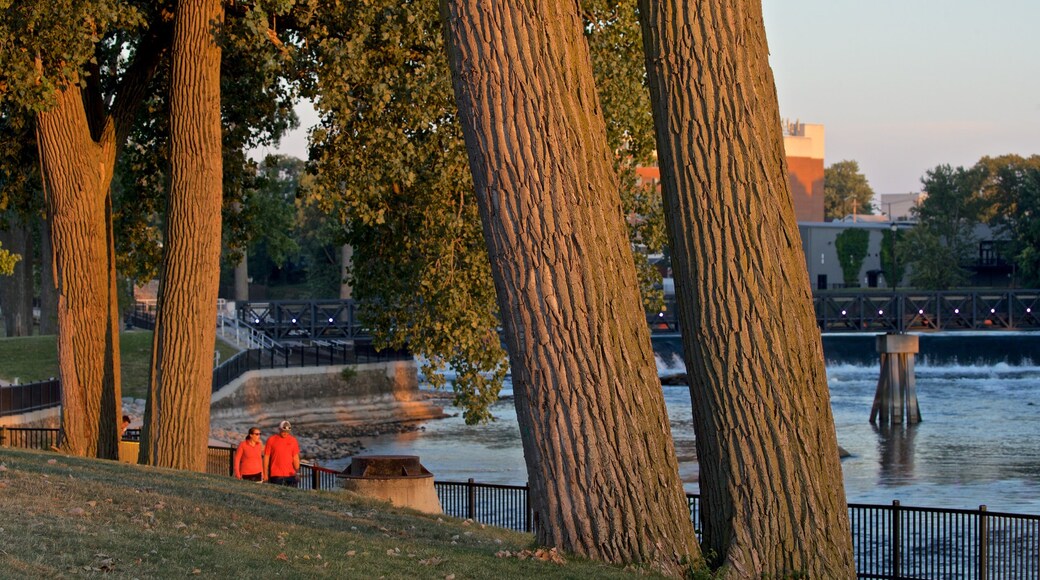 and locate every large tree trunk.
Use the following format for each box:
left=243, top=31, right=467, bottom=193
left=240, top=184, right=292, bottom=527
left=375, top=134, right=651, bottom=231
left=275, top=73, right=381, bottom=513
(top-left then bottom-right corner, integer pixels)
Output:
left=38, top=215, right=59, bottom=335
left=441, top=2, right=699, bottom=576
left=36, top=83, right=122, bottom=459
left=140, top=0, right=223, bottom=471
left=638, top=2, right=855, bottom=577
